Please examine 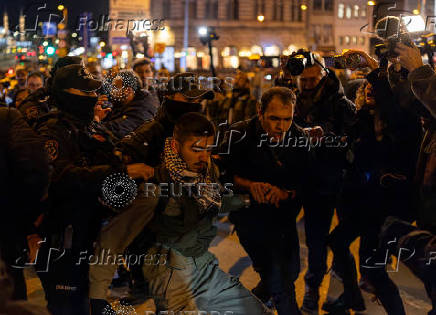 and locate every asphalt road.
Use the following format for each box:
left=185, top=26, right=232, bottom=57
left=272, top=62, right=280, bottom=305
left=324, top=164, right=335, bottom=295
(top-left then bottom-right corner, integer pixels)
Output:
left=26, top=212, right=432, bottom=314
